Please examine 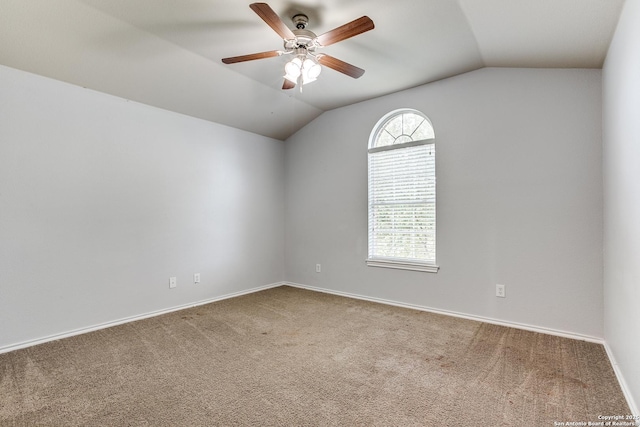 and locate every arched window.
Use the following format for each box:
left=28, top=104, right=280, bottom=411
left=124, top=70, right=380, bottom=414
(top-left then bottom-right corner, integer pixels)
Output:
left=367, top=109, right=438, bottom=272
